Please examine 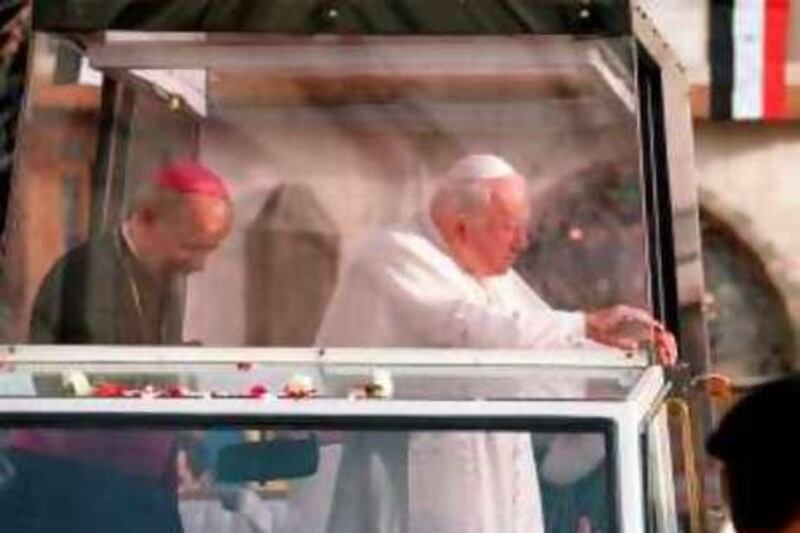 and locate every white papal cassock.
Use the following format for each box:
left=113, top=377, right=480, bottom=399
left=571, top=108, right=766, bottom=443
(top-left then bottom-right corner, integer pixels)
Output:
left=315, top=213, right=587, bottom=533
